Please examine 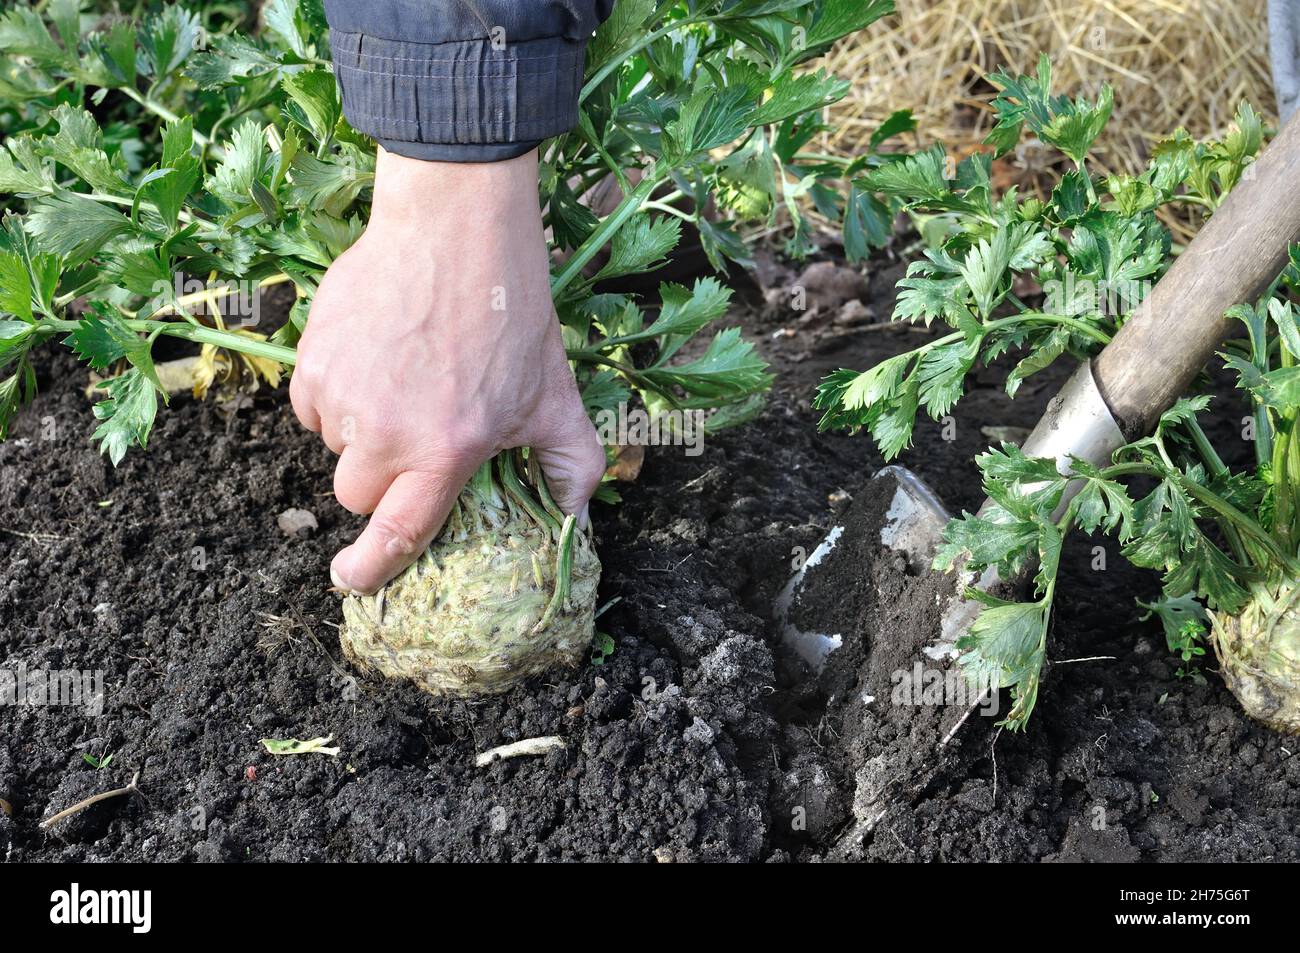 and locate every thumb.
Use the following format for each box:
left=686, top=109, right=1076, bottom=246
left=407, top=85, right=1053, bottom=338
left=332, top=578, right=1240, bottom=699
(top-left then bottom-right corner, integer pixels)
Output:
left=330, top=467, right=469, bottom=594
left=529, top=390, right=607, bottom=526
